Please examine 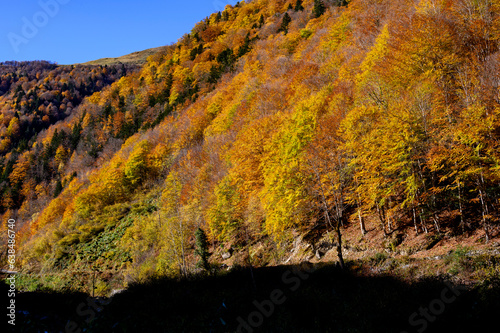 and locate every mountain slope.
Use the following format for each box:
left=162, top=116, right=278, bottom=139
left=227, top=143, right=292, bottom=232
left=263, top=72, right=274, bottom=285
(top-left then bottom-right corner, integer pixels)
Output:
left=1, top=0, right=499, bottom=294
